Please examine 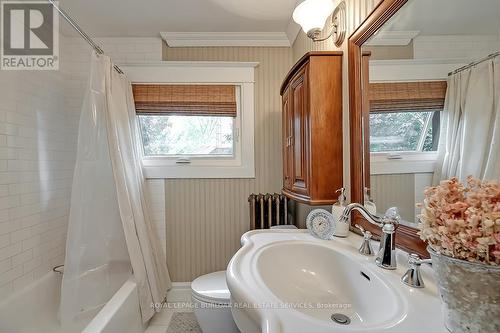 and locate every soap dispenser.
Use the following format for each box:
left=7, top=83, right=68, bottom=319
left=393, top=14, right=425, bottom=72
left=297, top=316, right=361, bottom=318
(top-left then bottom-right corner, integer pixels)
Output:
left=332, top=188, right=349, bottom=237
